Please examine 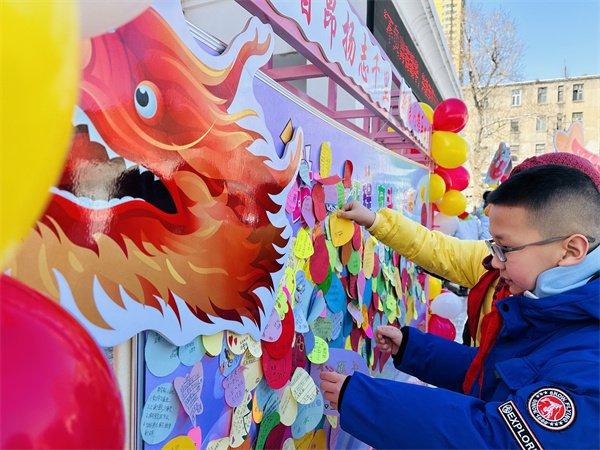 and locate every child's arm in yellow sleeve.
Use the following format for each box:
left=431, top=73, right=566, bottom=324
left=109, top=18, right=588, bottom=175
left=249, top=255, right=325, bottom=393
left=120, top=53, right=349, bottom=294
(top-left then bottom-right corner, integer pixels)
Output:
left=368, top=208, right=489, bottom=289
